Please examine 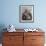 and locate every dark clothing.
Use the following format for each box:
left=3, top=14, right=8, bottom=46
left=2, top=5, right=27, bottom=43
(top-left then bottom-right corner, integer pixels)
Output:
left=22, top=13, right=32, bottom=20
